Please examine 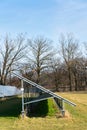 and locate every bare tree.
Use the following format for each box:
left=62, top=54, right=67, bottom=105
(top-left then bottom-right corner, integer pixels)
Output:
left=27, top=36, right=53, bottom=84
left=50, top=58, right=61, bottom=91
left=83, top=43, right=87, bottom=87
left=0, top=34, right=27, bottom=85
left=59, top=33, right=79, bottom=91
